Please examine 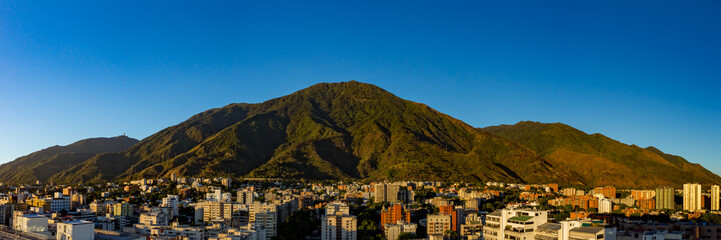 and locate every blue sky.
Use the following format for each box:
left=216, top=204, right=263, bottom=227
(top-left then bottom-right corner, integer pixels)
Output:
left=1, top=1, right=720, bottom=175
